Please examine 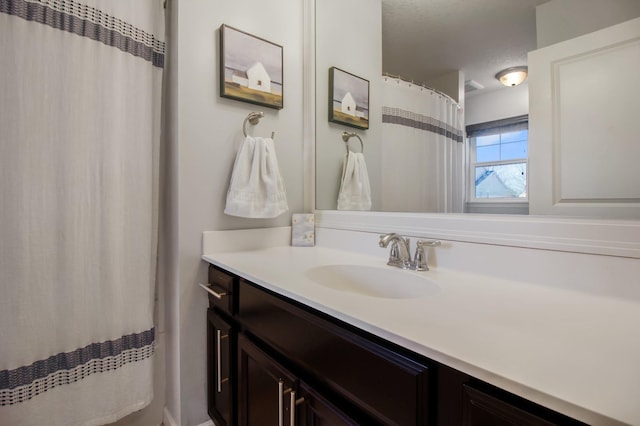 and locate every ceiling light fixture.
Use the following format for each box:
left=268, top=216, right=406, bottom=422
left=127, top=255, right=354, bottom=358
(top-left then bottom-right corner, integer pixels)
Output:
left=495, top=66, right=528, bottom=87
